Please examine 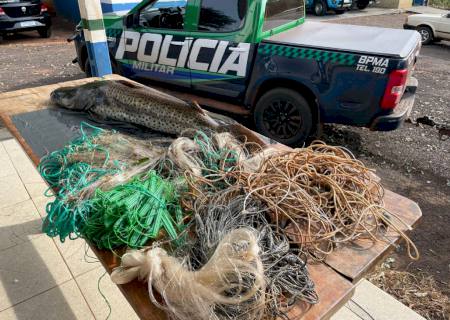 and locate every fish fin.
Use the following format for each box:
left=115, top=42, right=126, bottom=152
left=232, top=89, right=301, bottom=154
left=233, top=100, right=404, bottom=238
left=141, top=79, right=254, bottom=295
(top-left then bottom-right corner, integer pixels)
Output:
left=190, top=101, right=207, bottom=115
left=115, top=80, right=142, bottom=90
left=224, top=124, right=269, bottom=147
